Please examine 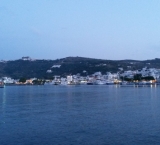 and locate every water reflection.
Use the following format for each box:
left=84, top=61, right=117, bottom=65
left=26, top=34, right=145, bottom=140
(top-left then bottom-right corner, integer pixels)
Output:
left=2, top=87, right=6, bottom=111
left=1, top=85, right=160, bottom=145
